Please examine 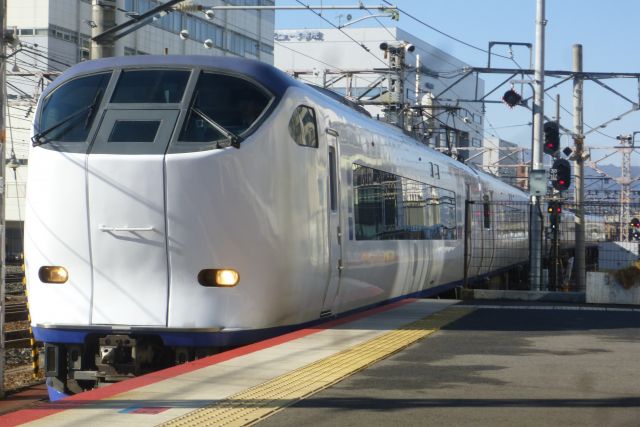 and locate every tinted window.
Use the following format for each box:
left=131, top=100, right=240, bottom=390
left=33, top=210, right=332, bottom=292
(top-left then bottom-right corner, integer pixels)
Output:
left=179, top=72, right=272, bottom=144
left=352, top=164, right=457, bottom=240
left=288, top=106, right=318, bottom=148
left=329, top=146, right=337, bottom=211
left=108, top=120, right=160, bottom=143
left=39, top=72, right=111, bottom=142
left=111, top=70, right=190, bottom=103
